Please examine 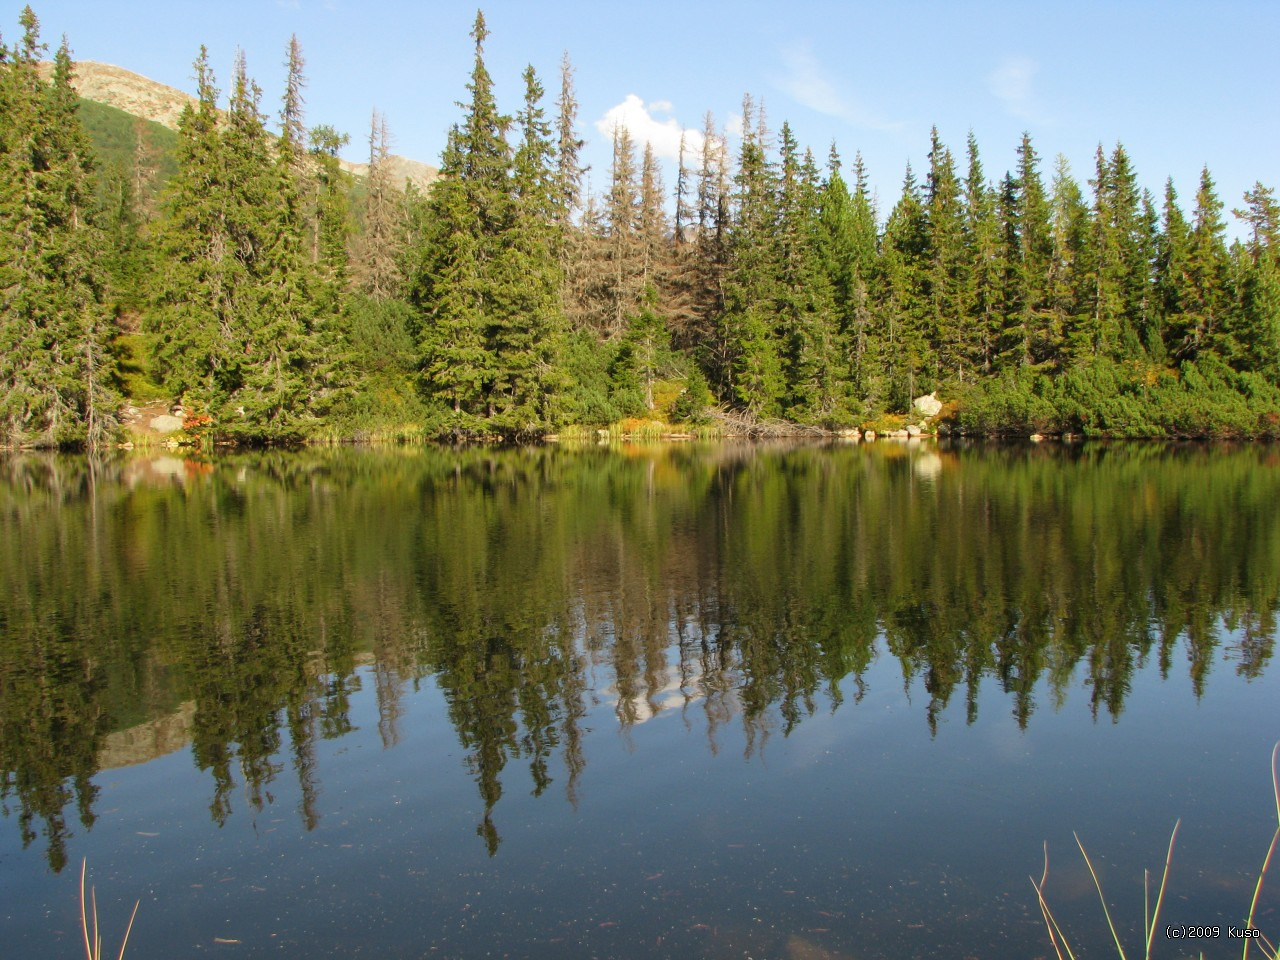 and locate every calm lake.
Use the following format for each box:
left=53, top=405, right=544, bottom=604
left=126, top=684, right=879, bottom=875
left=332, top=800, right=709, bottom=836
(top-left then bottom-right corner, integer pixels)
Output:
left=2, top=441, right=1279, bottom=959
